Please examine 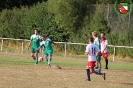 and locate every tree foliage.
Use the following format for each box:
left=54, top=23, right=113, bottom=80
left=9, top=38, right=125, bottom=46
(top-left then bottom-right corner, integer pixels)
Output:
left=0, top=0, right=133, bottom=57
